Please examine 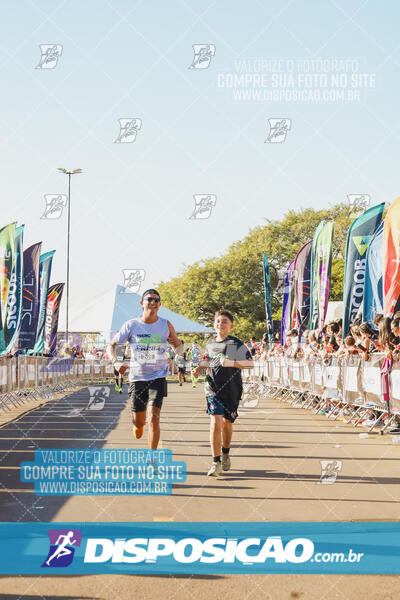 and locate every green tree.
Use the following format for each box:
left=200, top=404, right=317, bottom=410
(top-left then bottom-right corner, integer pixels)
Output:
left=157, top=203, right=360, bottom=340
